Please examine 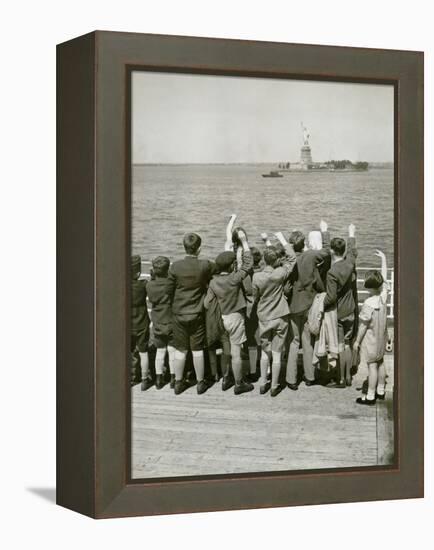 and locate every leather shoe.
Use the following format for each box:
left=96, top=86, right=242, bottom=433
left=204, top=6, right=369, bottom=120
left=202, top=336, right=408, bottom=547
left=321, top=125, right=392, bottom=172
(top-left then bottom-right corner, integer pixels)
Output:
left=141, top=377, right=154, bottom=391
left=174, top=380, right=190, bottom=395
left=222, top=376, right=235, bottom=391
left=270, top=385, right=283, bottom=397
left=356, top=396, right=376, bottom=406
left=197, top=380, right=210, bottom=395
left=260, top=382, right=271, bottom=395
left=234, top=380, right=254, bottom=395
left=287, top=382, right=298, bottom=391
